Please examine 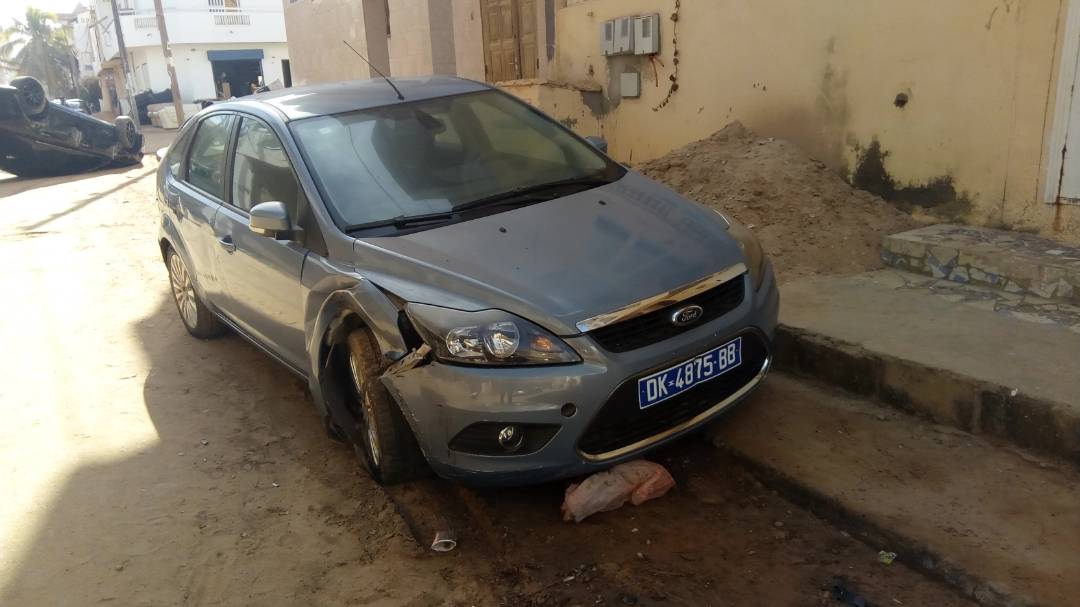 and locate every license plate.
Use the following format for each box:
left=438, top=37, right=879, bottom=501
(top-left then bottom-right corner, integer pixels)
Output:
left=637, top=337, right=743, bottom=409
